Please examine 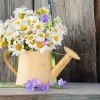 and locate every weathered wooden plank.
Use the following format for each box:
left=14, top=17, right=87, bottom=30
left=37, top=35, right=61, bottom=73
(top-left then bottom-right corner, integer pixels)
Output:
left=0, top=0, right=33, bottom=82
left=34, top=0, right=48, bottom=10
left=6, top=0, right=33, bottom=17
left=94, top=0, right=100, bottom=82
left=0, top=95, right=100, bottom=100
left=0, top=0, right=10, bottom=83
left=0, top=83, right=100, bottom=100
left=51, top=0, right=97, bottom=82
